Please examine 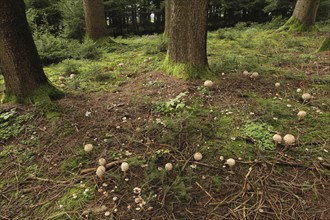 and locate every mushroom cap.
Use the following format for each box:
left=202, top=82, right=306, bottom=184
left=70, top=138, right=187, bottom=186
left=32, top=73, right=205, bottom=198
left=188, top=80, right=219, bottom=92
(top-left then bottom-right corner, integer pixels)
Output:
left=59, top=76, right=65, bottom=81
left=272, top=134, right=282, bottom=143
left=275, top=83, right=280, bottom=87
left=98, top=158, right=106, bottom=166
left=283, top=134, right=295, bottom=145
left=84, top=144, right=93, bottom=152
left=243, top=70, right=250, bottom=76
left=96, top=165, right=106, bottom=177
left=165, top=163, right=173, bottom=171
left=297, top=111, right=307, bottom=118
left=225, top=158, right=236, bottom=167
left=120, top=162, right=129, bottom=172
left=204, top=80, right=214, bottom=88
left=193, top=152, right=203, bottom=161
left=302, top=93, right=312, bottom=101
left=69, top=74, right=76, bottom=79
left=60, top=83, right=66, bottom=88
left=251, top=72, right=259, bottom=78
